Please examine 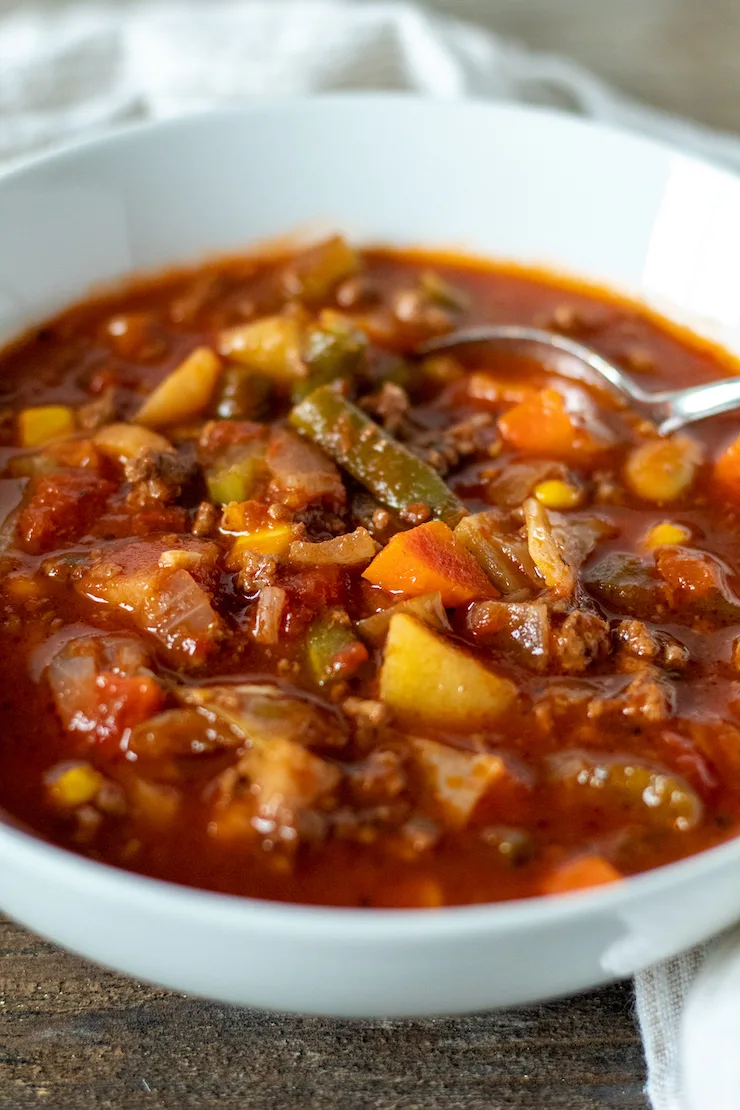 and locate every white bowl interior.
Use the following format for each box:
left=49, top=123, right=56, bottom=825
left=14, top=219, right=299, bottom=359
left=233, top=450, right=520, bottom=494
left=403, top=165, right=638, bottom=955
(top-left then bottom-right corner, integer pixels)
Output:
left=2, top=98, right=740, bottom=349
